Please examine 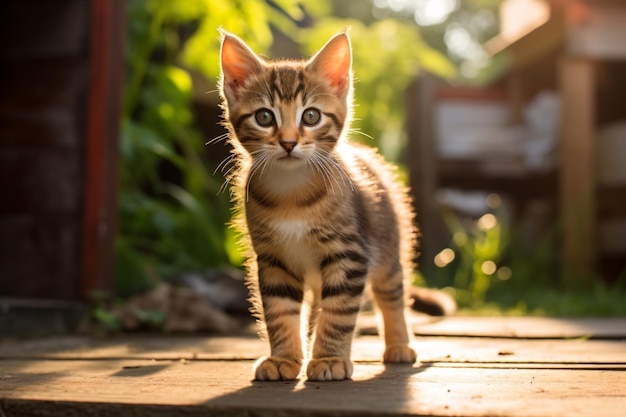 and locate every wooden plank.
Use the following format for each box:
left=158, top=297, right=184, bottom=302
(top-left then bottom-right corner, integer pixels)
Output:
left=2, top=316, right=625, bottom=362
left=2, top=318, right=624, bottom=417
left=559, top=58, right=597, bottom=285
left=0, top=335, right=268, bottom=362
left=427, top=363, right=626, bottom=370
left=1, top=359, right=625, bottom=417
left=410, top=337, right=626, bottom=365
left=1, top=334, right=624, bottom=365
left=411, top=316, right=626, bottom=339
